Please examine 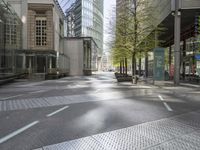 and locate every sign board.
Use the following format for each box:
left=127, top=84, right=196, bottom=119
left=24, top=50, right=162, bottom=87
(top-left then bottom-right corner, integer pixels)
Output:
left=153, top=48, right=165, bottom=81
left=195, top=54, right=200, bottom=60
left=197, top=61, right=200, bottom=76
